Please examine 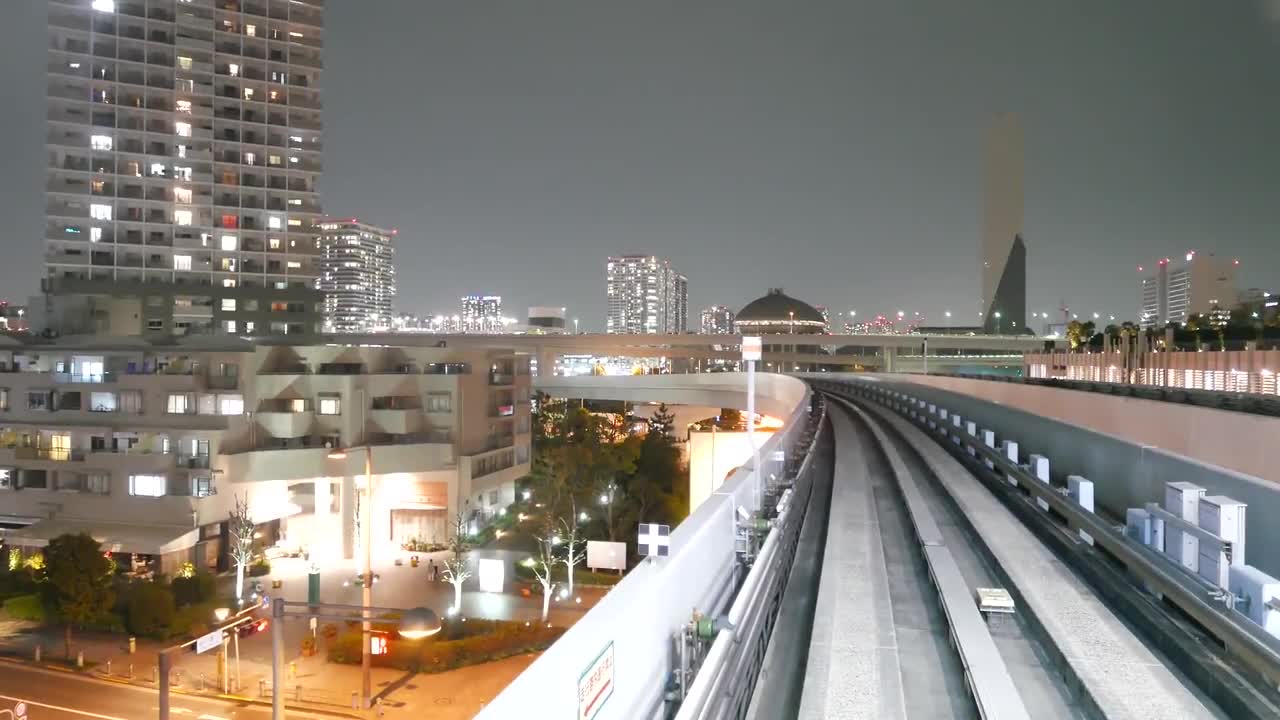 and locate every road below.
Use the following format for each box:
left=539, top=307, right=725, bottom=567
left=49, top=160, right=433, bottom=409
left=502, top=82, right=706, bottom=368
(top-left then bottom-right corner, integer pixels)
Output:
left=0, top=661, right=342, bottom=720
